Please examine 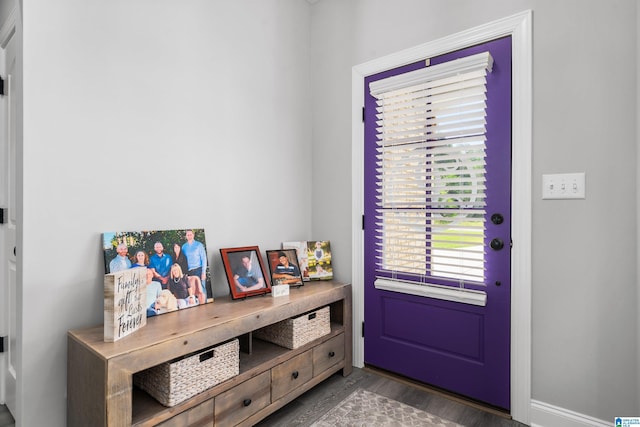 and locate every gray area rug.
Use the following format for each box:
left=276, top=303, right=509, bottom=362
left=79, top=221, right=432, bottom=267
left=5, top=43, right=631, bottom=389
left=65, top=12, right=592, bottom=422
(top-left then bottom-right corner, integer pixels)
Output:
left=310, top=388, right=464, bottom=427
